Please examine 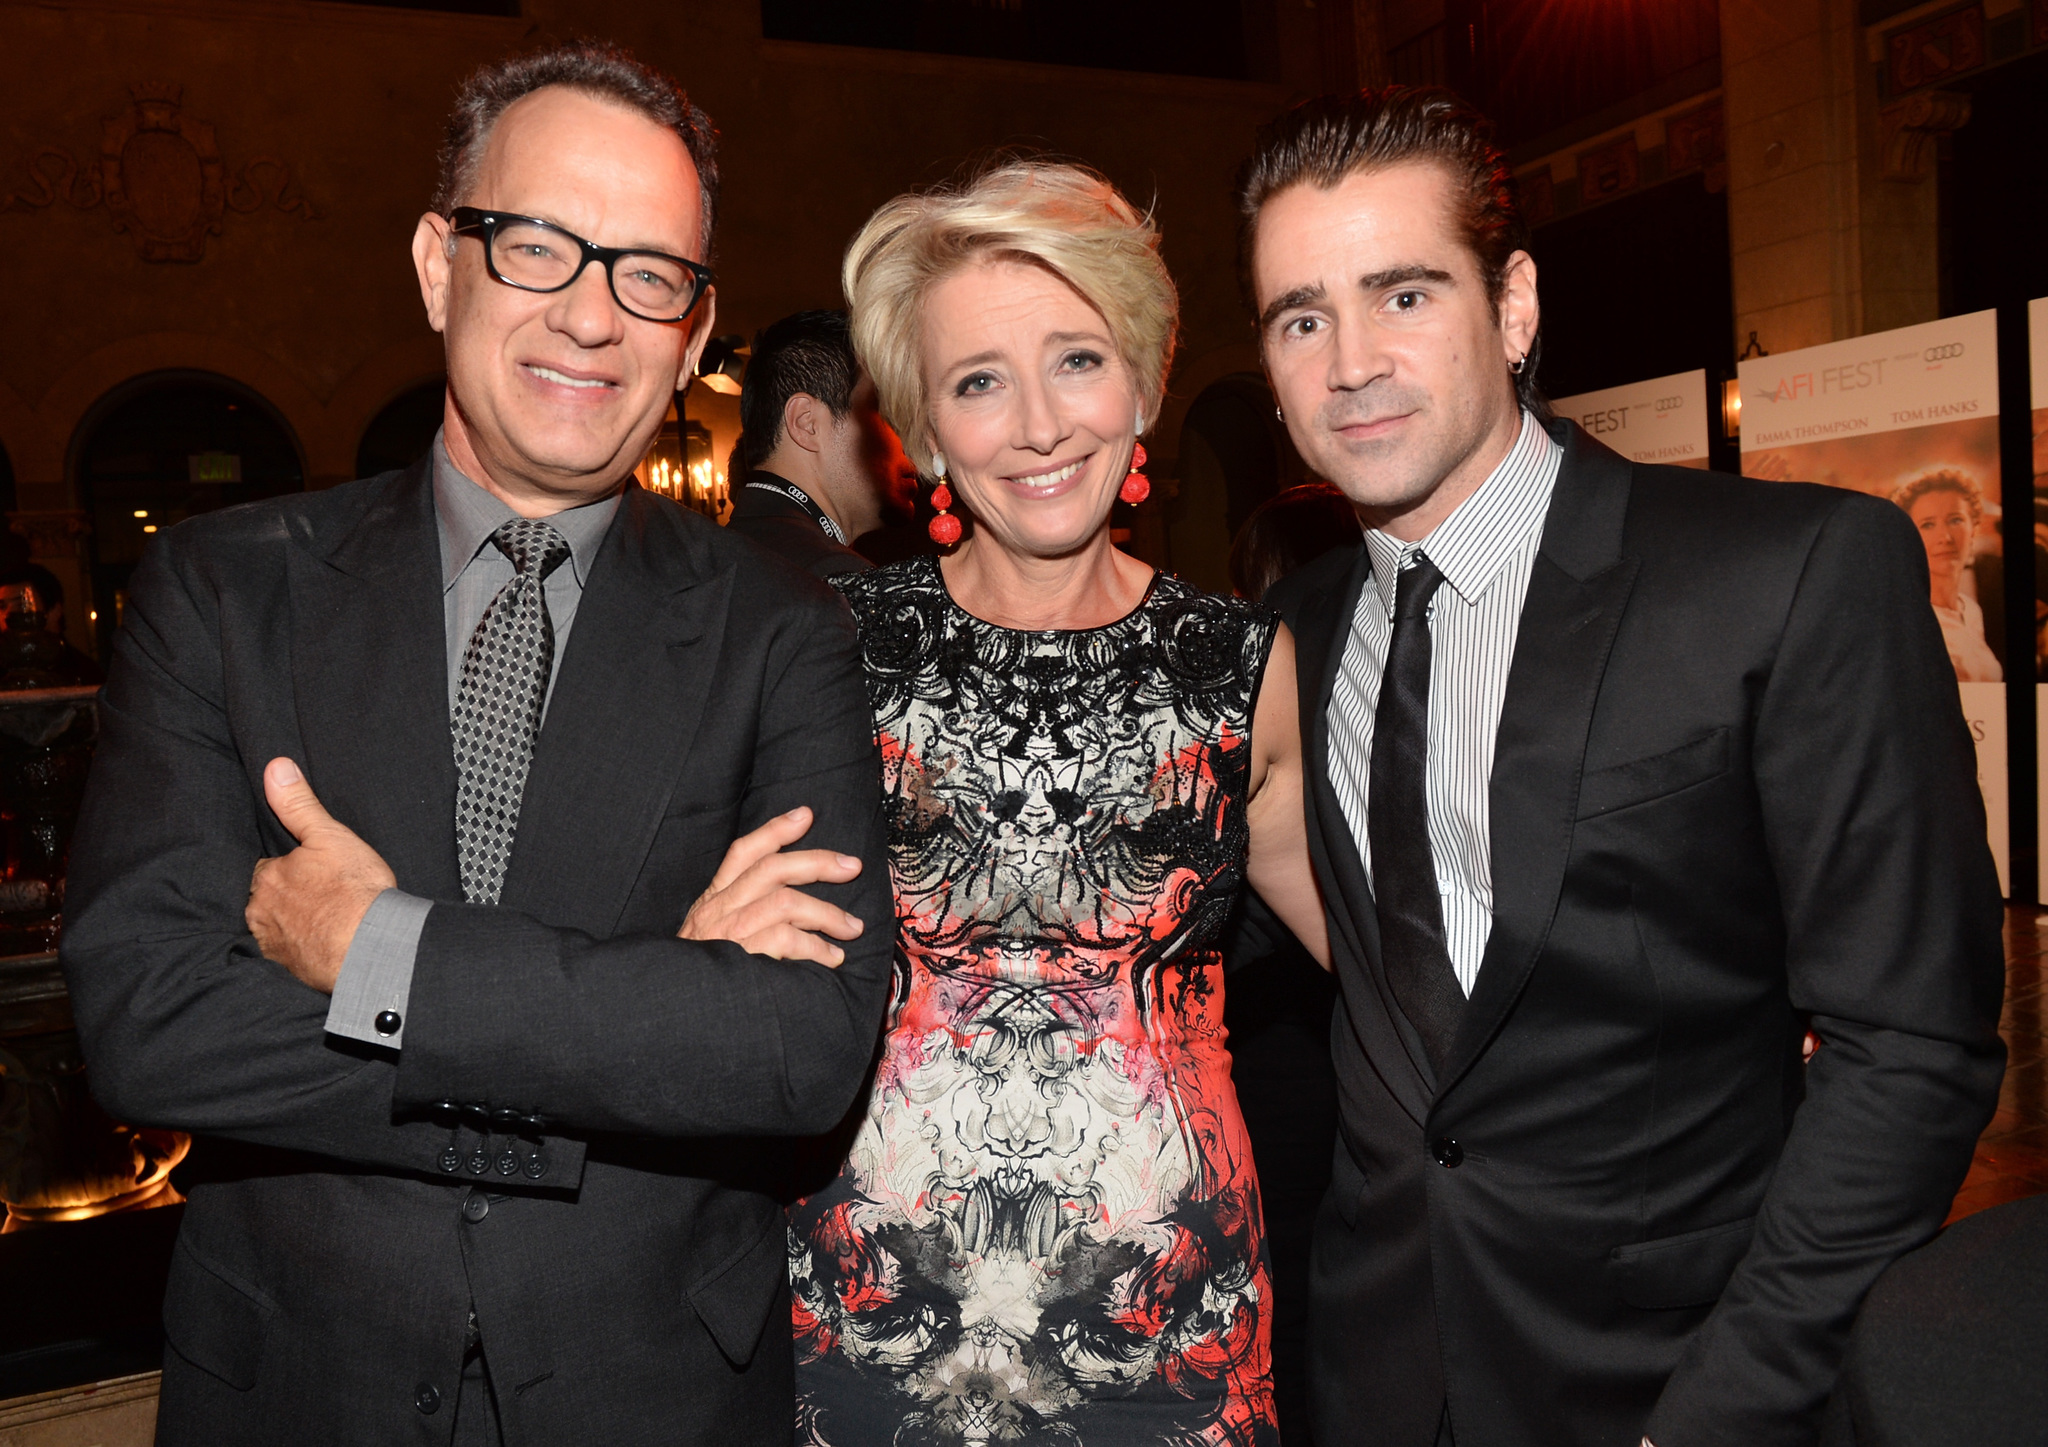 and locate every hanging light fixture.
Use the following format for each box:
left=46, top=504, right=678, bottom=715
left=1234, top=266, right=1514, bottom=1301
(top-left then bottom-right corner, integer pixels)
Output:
left=694, top=334, right=747, bottom=396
